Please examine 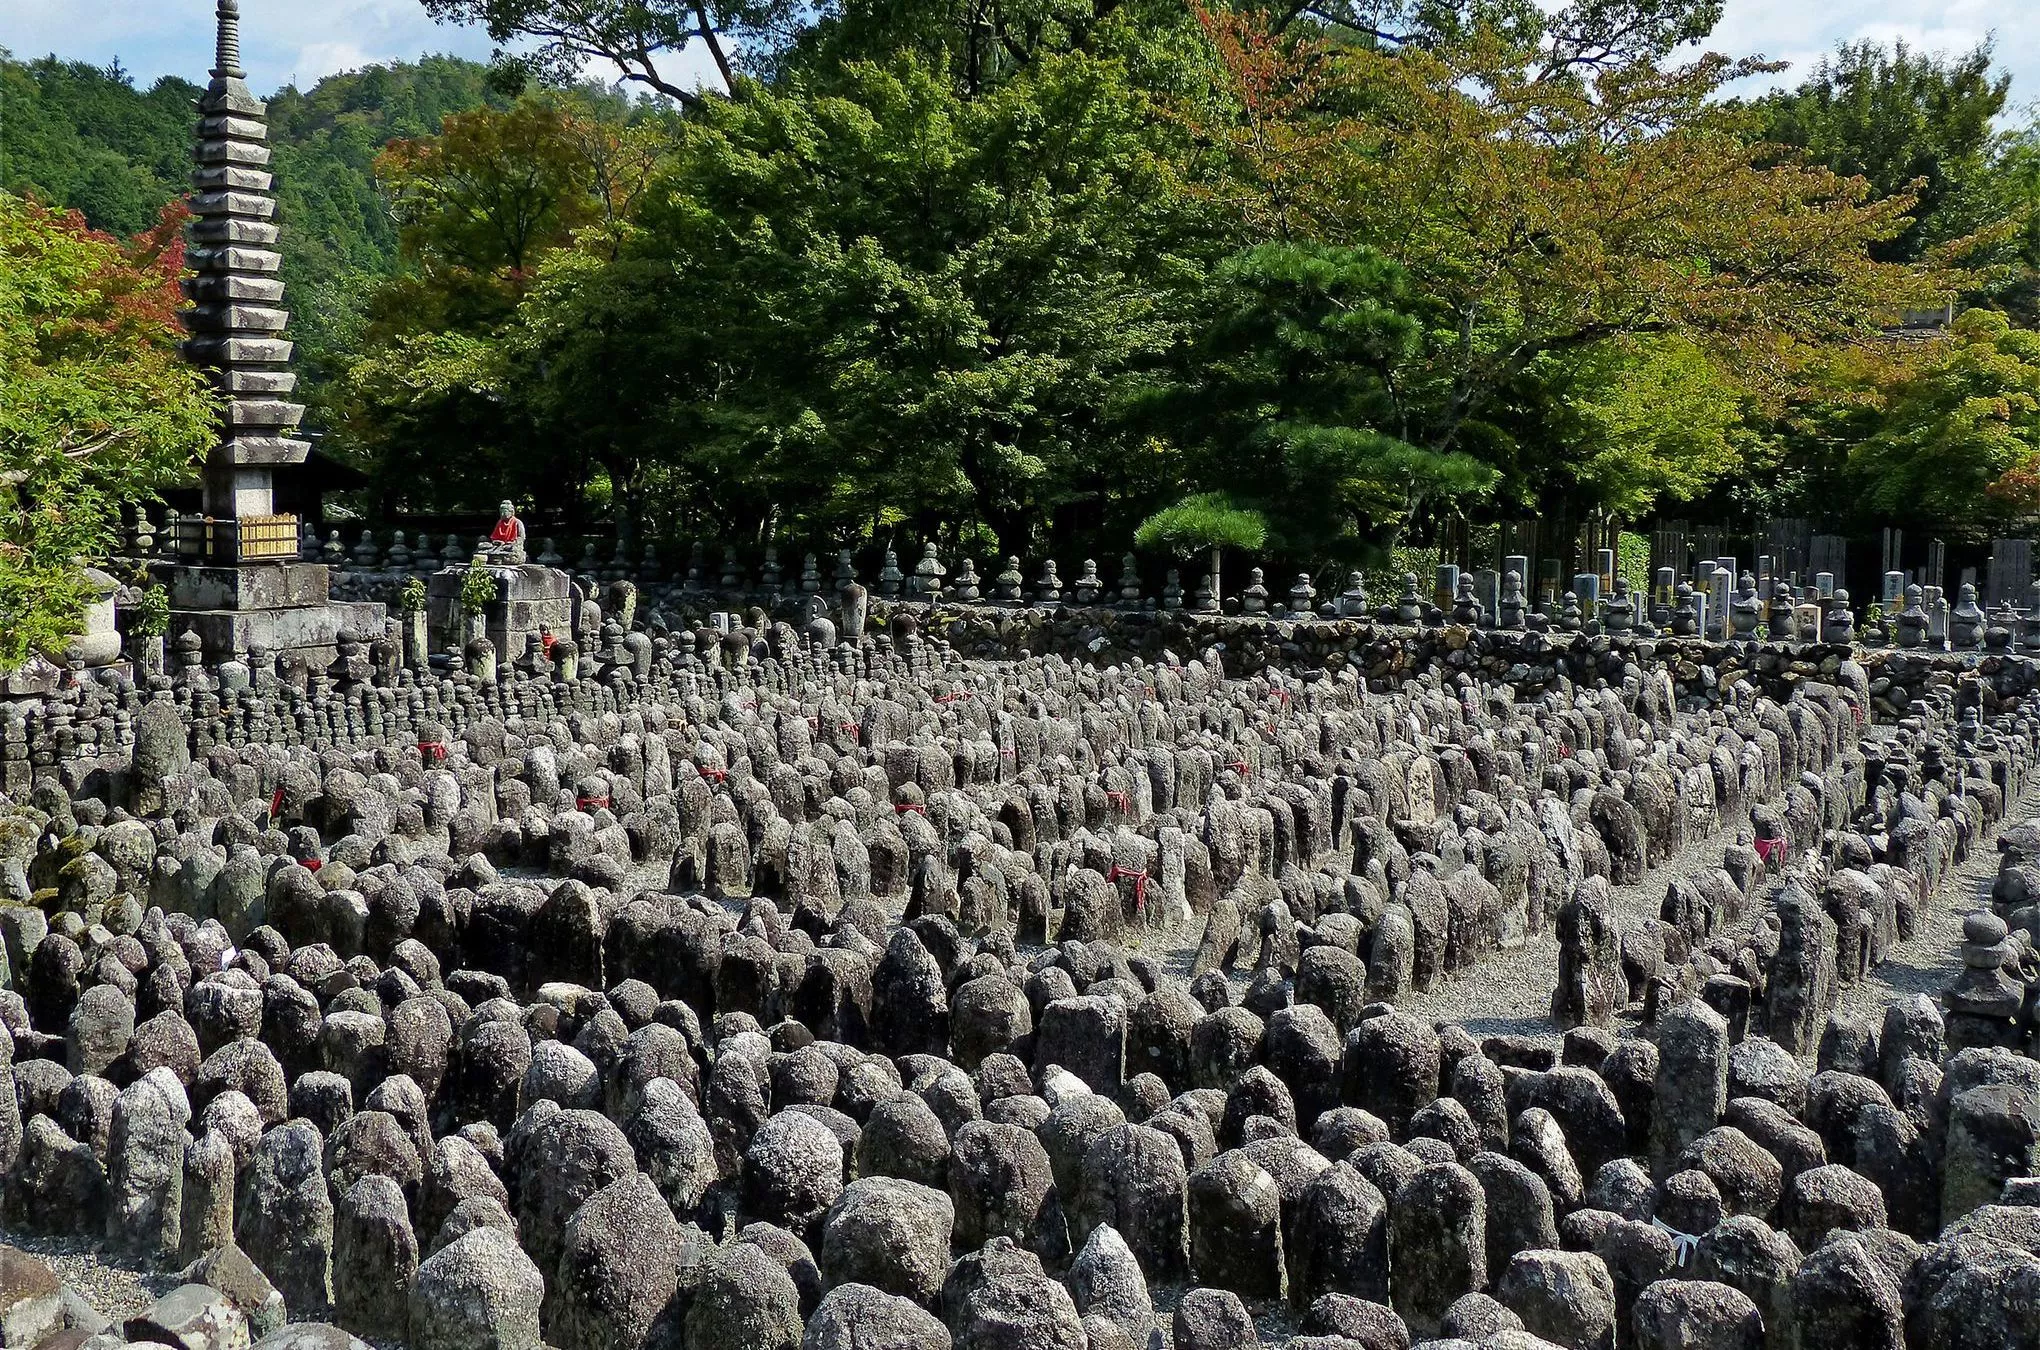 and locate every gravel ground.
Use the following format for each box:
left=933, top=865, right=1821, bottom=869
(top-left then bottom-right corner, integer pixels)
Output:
left=1834, top=807, right=2013, bottom=1021
left=1392, top=813, right=1764, bottom=1037
left=0, top=1229, right=177, bottom=1325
